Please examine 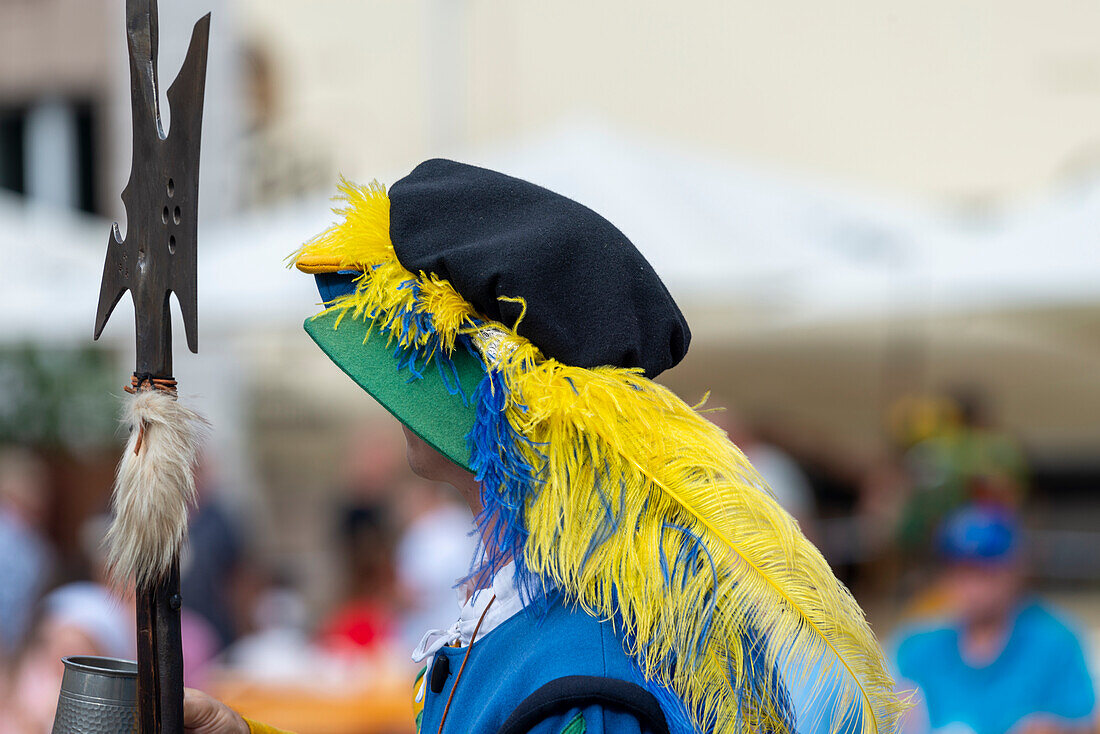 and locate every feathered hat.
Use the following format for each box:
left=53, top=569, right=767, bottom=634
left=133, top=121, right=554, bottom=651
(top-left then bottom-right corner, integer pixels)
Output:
left=292, top=159, right=907, bottom=734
